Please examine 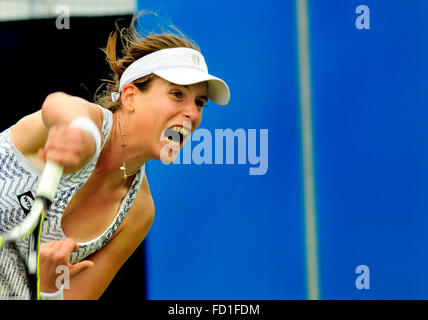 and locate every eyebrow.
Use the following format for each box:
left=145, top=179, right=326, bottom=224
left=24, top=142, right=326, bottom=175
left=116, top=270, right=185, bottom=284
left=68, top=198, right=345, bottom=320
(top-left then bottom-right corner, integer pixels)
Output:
left=181, top=84, right=208, bottom=102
